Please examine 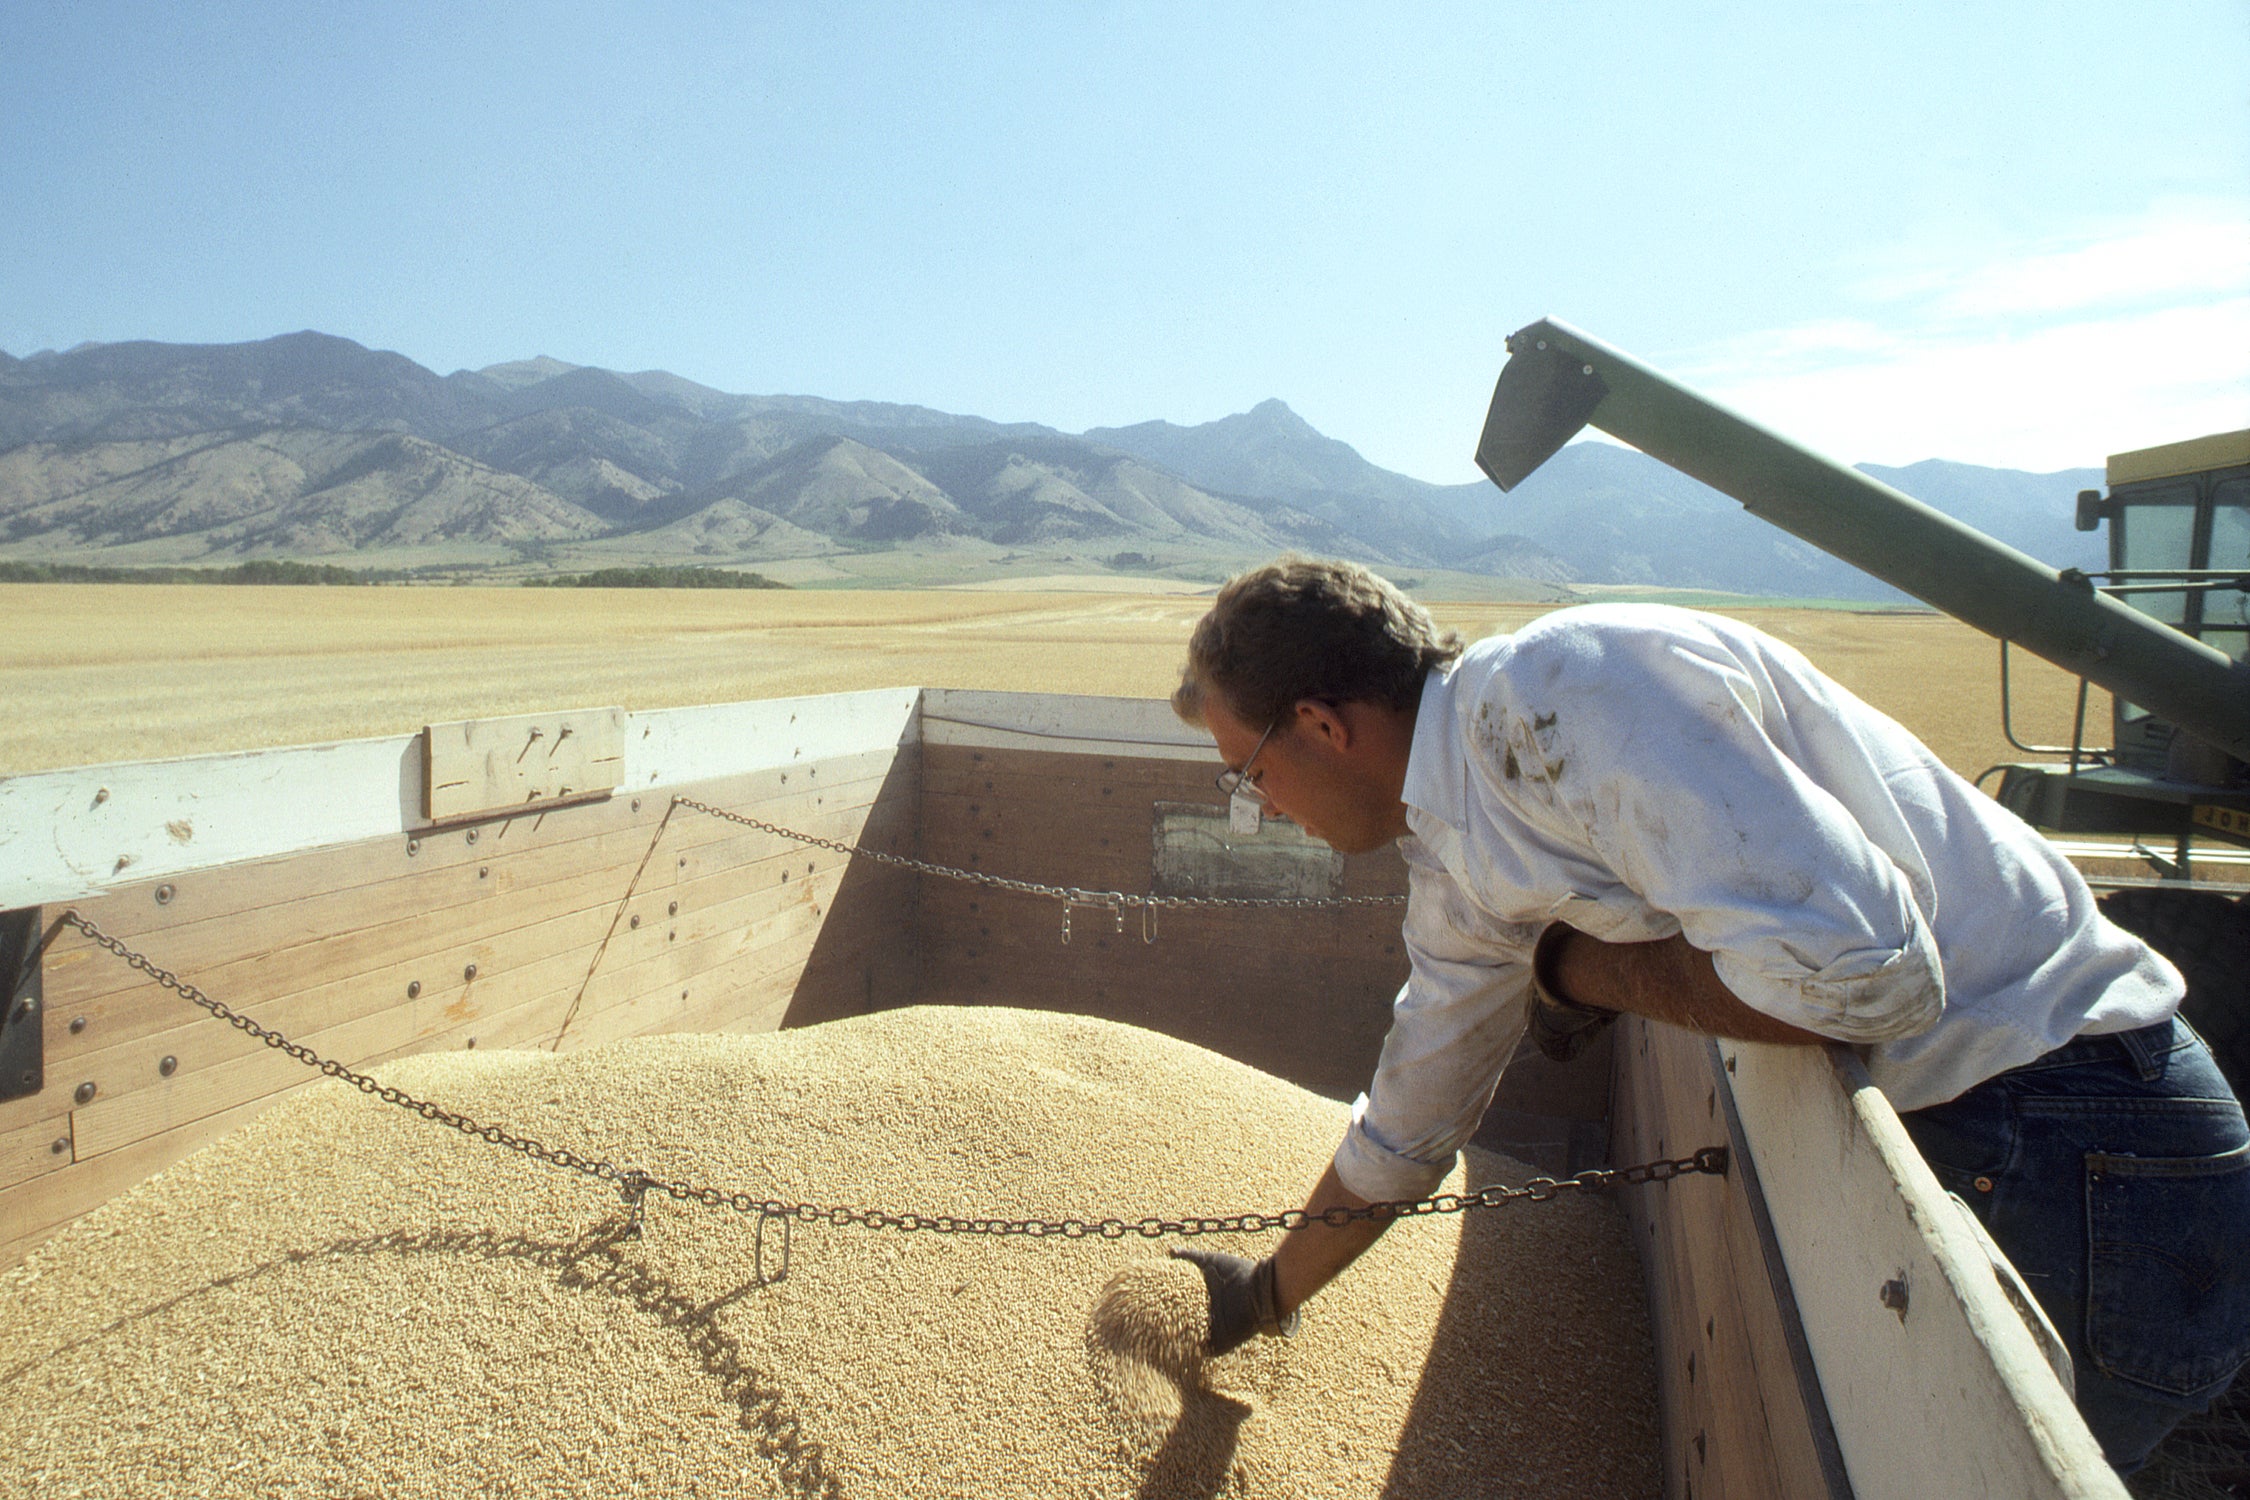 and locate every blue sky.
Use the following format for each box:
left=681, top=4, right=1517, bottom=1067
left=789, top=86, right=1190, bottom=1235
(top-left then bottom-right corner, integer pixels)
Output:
left=4, top=2, right=2245, bottom=480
